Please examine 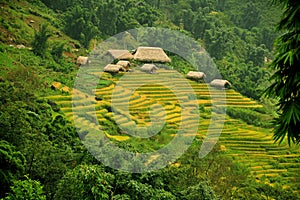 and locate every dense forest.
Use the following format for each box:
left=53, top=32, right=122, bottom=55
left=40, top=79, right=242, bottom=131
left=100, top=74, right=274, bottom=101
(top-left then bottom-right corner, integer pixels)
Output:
left=0, top=0, right=299, bottom=199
